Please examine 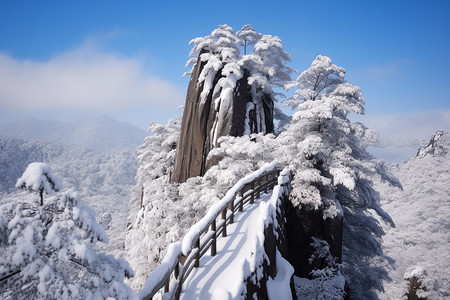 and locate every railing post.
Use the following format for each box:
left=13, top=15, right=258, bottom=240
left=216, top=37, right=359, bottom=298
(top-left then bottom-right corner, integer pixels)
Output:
left=174, top=262, right=179, bottom=279
left=229, top=200, right=234, bottom=223
left=221, top=209, right=227, bottom=237
left=250, top=181, right=255, bottom=204
left=194, top=238, right=200, bottom=268
left=238, top=190, right=244, bottom=212
left=211, top=219, right=217, bottom=256
left=164, top=278, right=169, bottom=293
left=256, top=178, right=261, bottom=198
left=264, top=174, right=269, bottom=193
